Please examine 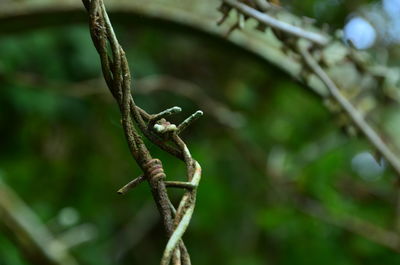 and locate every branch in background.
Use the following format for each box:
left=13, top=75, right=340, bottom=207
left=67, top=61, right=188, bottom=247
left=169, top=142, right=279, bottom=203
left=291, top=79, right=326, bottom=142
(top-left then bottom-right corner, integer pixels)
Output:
left=221, top=0, right=329, bottom=45
left=56, top=224, right=97, bottom=249
left=0, top=179, right=78, bottom=265
left=295, top=41, right=400, bottom=236
left=296, top=197, right=400, bottom=253
left=81, top=1, right=203, bottom=264
left=217, top=0, right=400, bottom=179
